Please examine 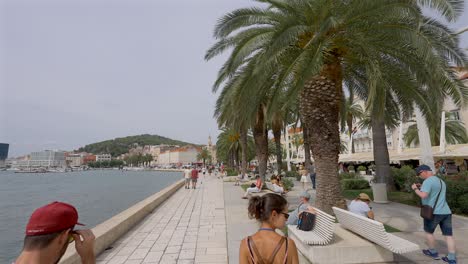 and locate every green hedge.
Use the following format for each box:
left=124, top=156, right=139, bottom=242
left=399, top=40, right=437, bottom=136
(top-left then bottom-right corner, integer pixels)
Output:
left=341, top=179, right=370, bottom=190
left=226, top=168, right=239, bottom=176
left=391, top=165, right=418, bottom=192
left=446, top=180, right=468, bottom=214
left=282, top=177, right=294, bottom=191
left=339, top=172, right=357, bottom=180
left=284, top=171, right=300, bottom=181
